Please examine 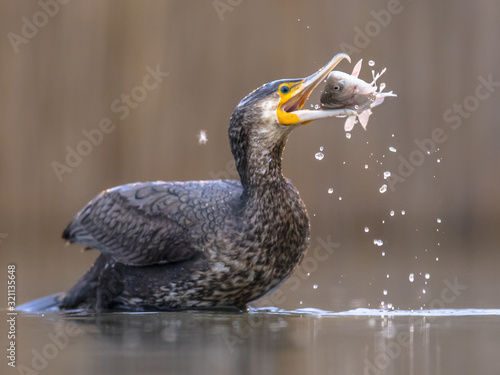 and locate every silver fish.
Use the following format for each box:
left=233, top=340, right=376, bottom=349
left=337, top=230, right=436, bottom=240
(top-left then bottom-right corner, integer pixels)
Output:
left=320, top=59, right=397, bottom=131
